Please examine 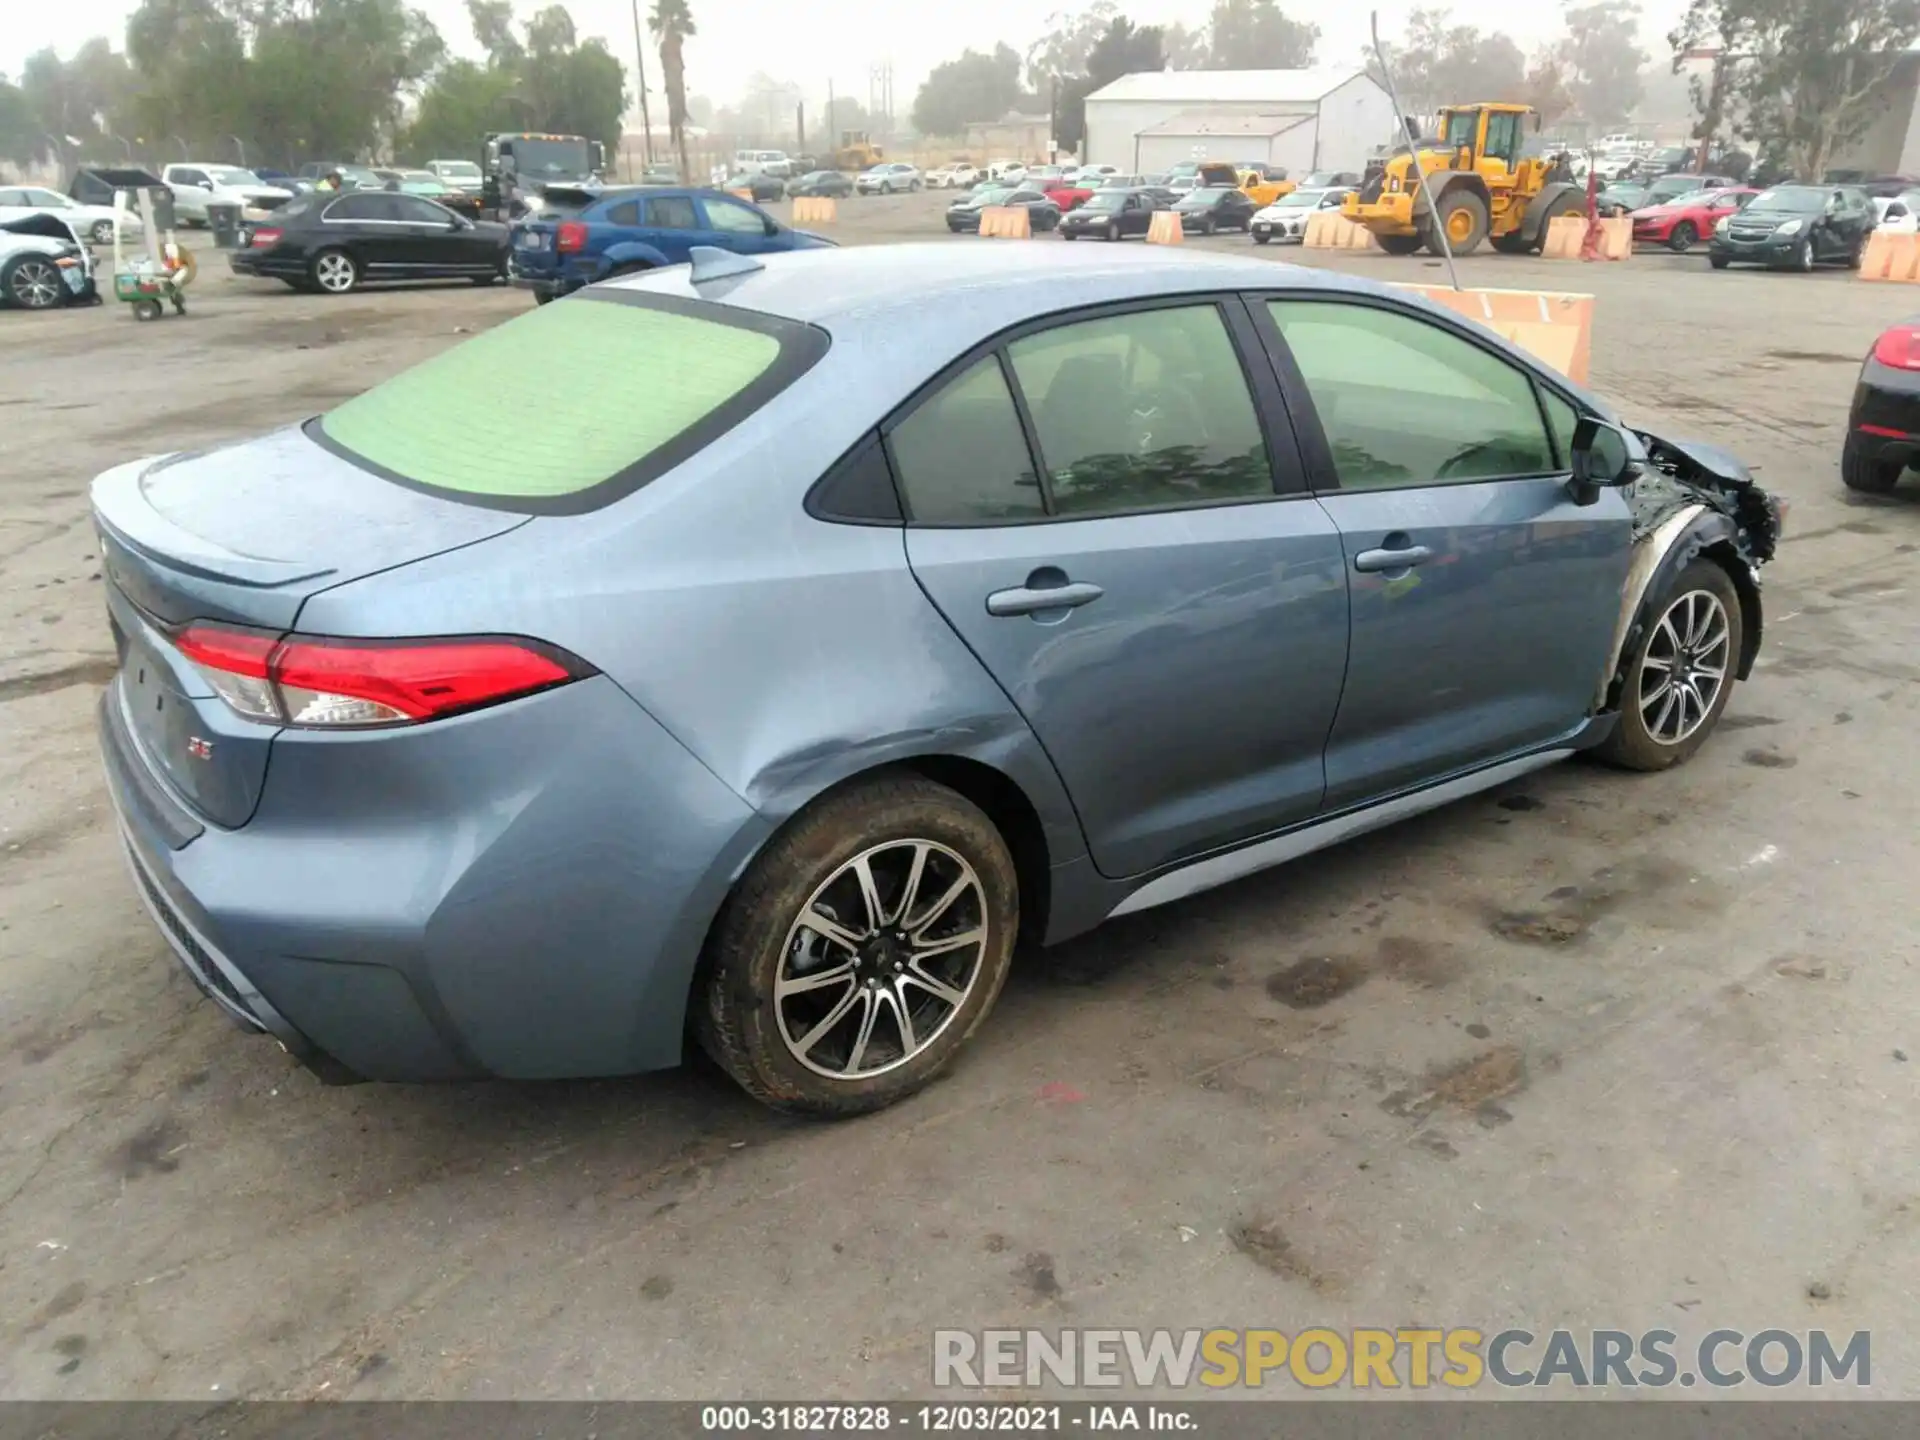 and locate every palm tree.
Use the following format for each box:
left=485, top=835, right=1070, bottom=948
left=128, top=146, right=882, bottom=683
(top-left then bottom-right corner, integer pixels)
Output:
left=648, top=0, right=694, bottom=183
